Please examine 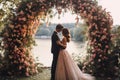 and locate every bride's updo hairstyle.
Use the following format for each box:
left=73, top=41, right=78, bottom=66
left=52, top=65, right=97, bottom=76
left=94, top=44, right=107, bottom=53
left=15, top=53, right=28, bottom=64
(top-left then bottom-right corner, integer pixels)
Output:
left=62, top=28, right=71, bottom=42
